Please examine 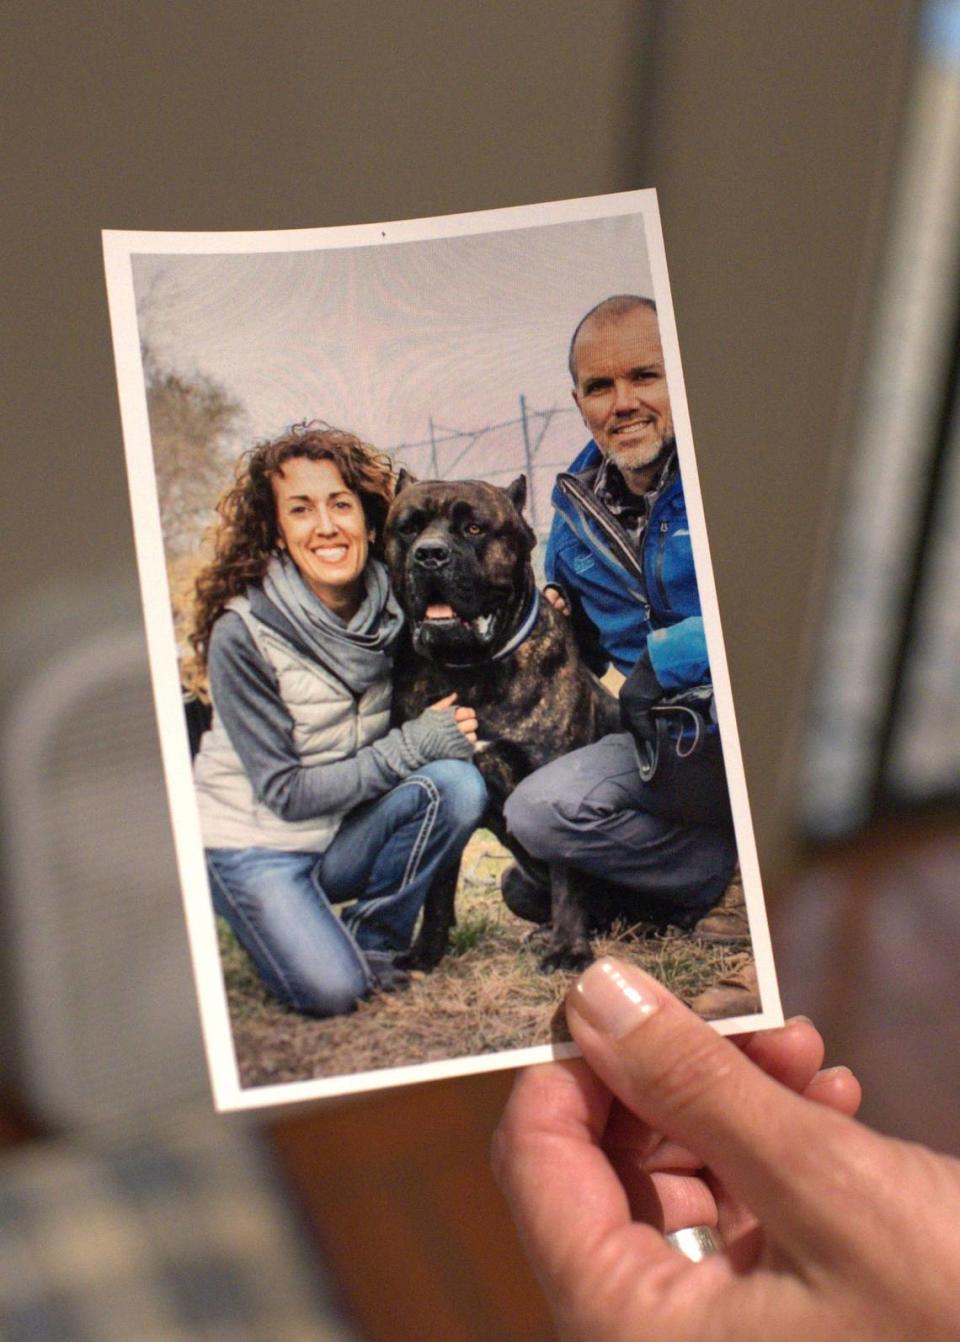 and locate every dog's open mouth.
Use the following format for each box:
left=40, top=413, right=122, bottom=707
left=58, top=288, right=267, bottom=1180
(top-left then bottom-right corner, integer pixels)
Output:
left=422, top=603, right=496, bottom=639
left=412, top=601, right=500, bottom=659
